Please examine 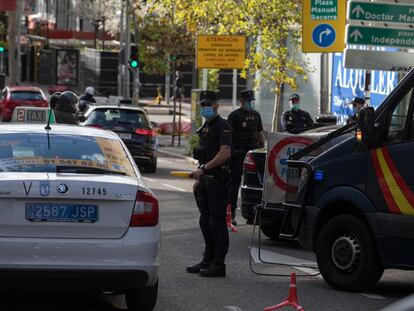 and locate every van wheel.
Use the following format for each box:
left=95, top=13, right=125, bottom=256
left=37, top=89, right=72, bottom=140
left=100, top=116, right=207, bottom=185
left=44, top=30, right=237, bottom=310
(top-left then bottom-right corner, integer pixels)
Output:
left=125, top=280, right=158, bottom=311
left=260, top=224, right=281, bottom=240
left=315, top=215, right=383, bottom=292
